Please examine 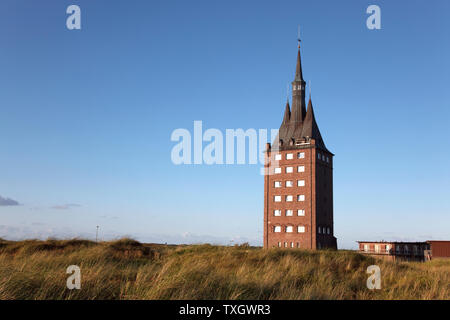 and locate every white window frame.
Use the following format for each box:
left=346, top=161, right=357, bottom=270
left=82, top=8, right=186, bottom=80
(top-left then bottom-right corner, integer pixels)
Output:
left=297, top=152, right=305, bottom=159
left=297, top=194, right=305, bottom=202
left=274, top=196, right=281, bottom=202
left=286, top=166, right=293, bottom=173
left=274, top=226, right=282, bottom=233
left=274, top=167, right=282, bottom=174
left=275, top=154, right=282, bottom=161
left=298, top=226, right=305, bottom=233
left=286, top=209, right=293, bottom=216
left=297, top=180, right=305, bottom=187
left=286, top=226, right=293, bottom=233
left=297, top=166, right=305, bottom=172
left=286, top=180, right=293, bottom=187
left=274, top=210, right=281, bottom=216
left=274, top=181, right=282, bottom=188
left=285, top=195, right=293, bottom=202
left=286, top=153, right=293, bottom=160
left=297, top=209, right=305, bottom=216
